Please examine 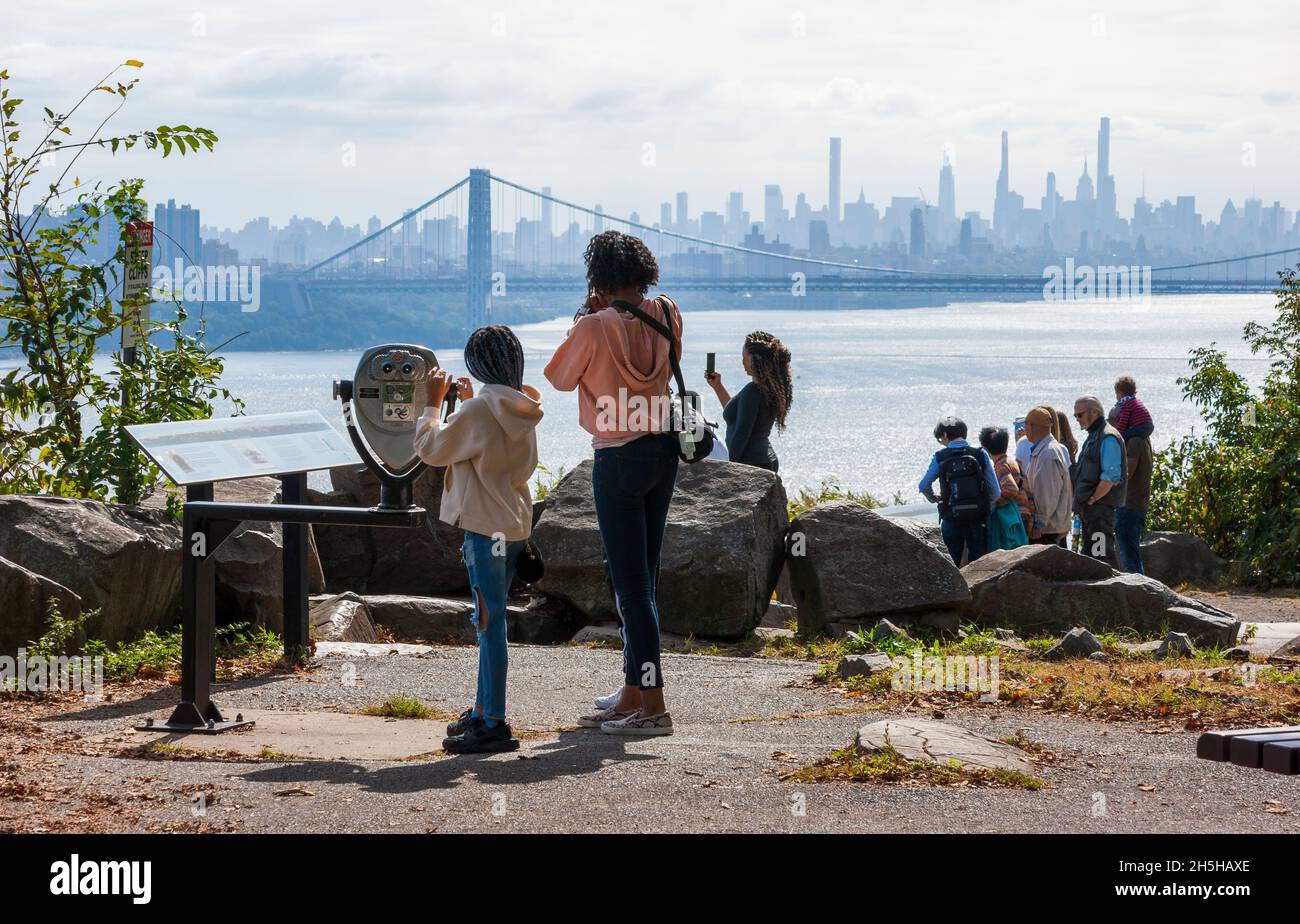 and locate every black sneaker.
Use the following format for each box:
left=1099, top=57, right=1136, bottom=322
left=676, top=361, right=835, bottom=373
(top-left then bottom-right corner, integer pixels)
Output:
left=442, top=721, right=520, bottom=754
left=446, top=708, right=480, bottom=736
